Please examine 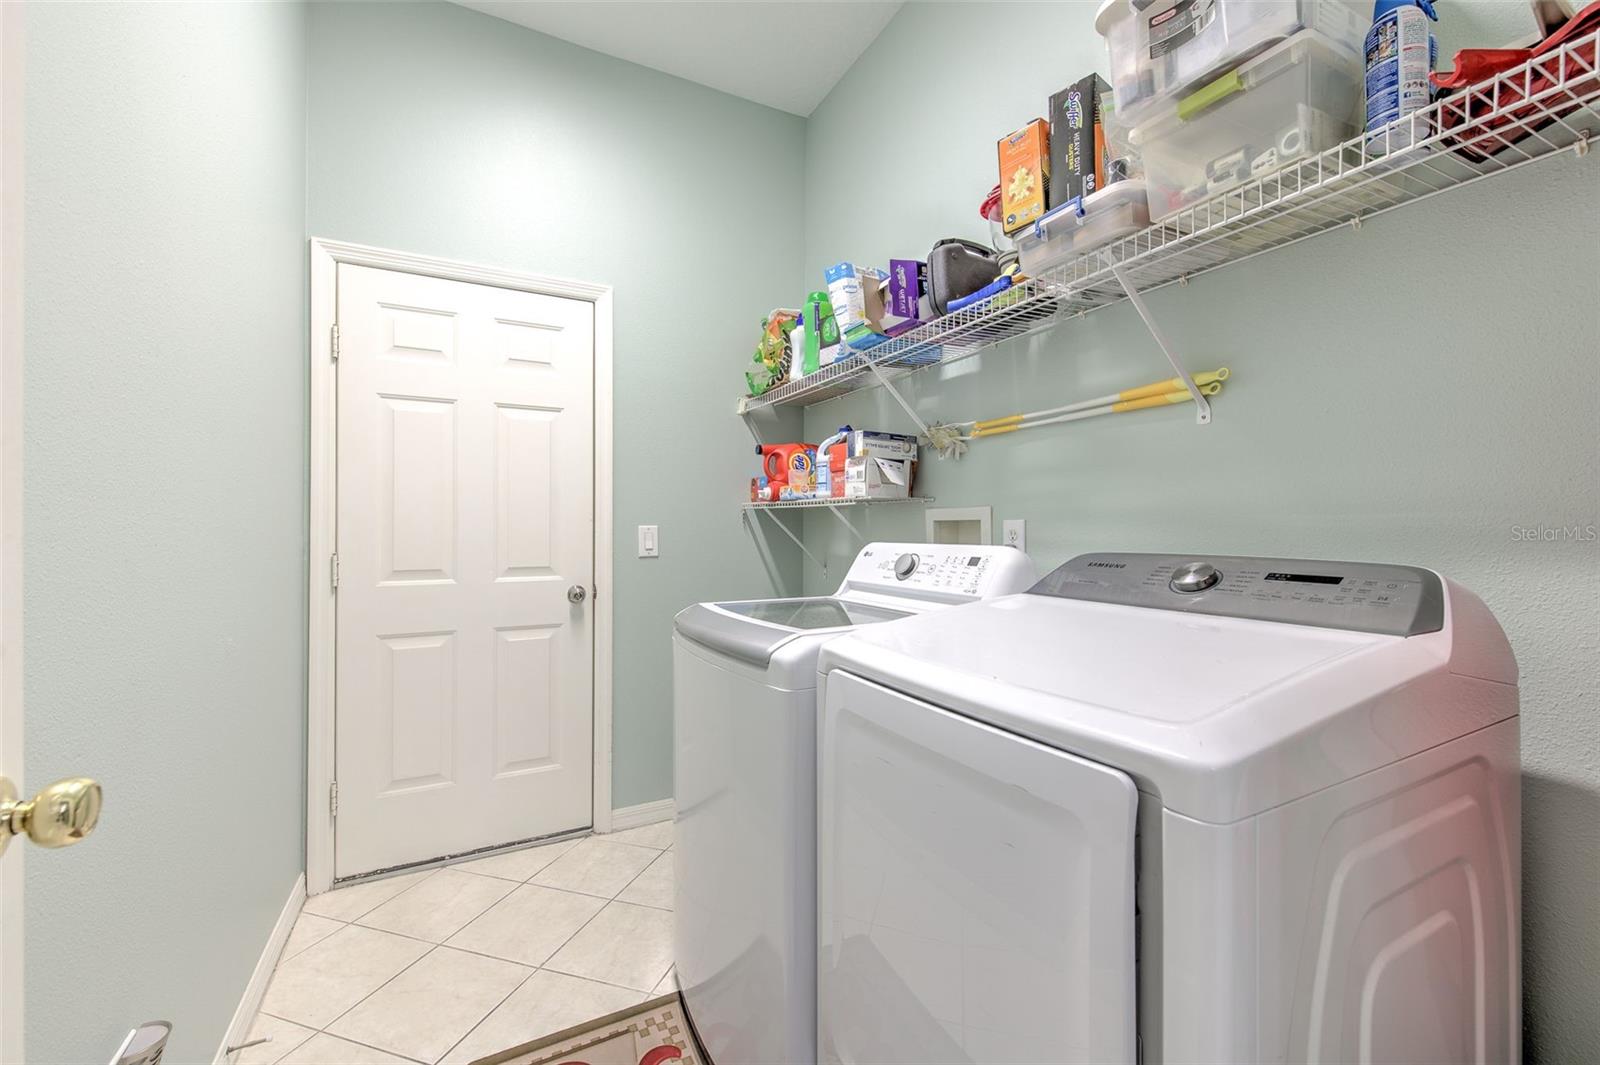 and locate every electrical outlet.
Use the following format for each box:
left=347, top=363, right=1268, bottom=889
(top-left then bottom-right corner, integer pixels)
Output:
left=638, top=525, right=660, bottom=558
left=1003, top=519, right=1026, bottom=554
